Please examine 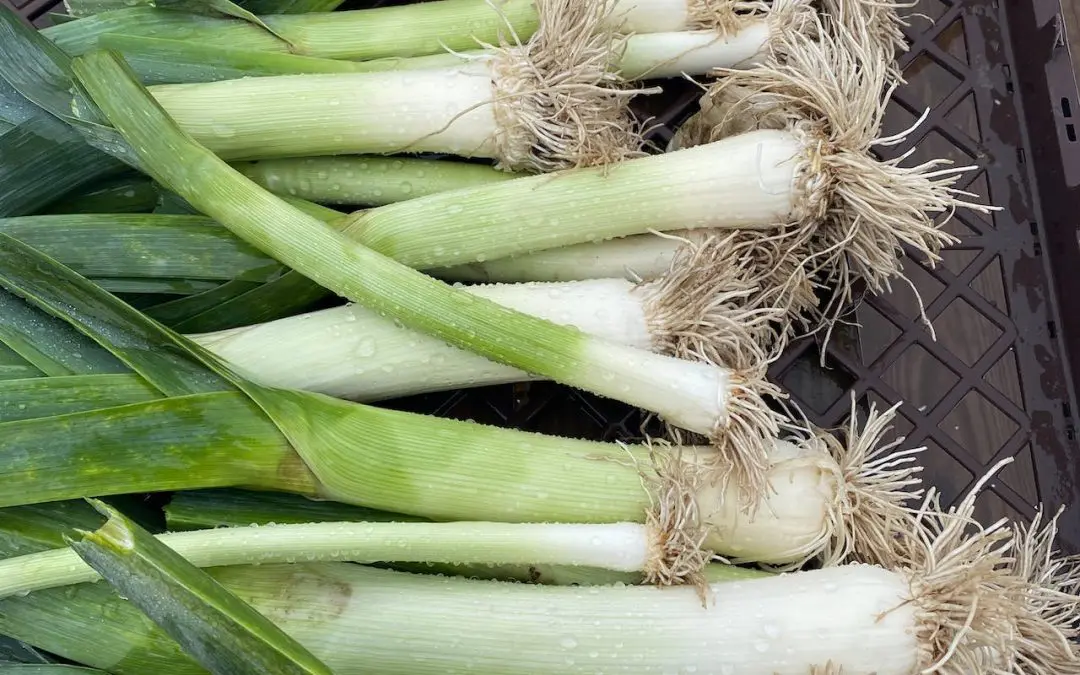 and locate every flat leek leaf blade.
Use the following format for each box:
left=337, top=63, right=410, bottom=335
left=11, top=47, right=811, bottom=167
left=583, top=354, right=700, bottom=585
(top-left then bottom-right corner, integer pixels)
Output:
left=165, top=488, right=419, bottom=530
left=0, top=290, right=127, bottom=377
left=43, top=175, right=158, bottom=215
left=0, top=391, right=295, bottom=509
left=145, top=279, right=263, bottom=327
left=0, top=234, right=231, bottom=396
left=0, top=373, right=158, bottom=423
left=0, top=8, right=140, bottom=169
left=0, top=344, right=40, bottom=382
left=69, top=501, right=333, bottom=675
left=0, top=666, right=106, bottom=674
left=0, top=215, right=283, bottom=283
left=98, top=277, right=222, bottom=295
